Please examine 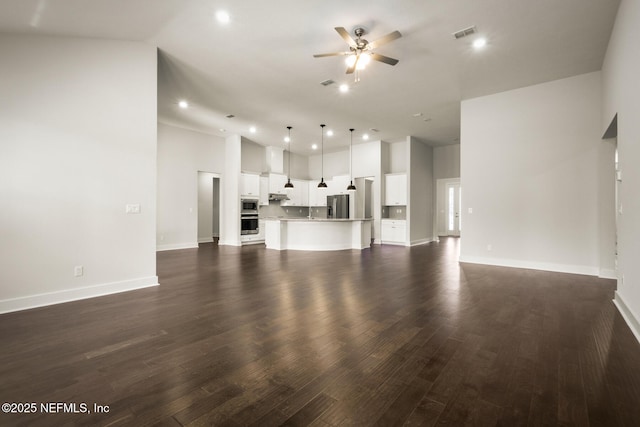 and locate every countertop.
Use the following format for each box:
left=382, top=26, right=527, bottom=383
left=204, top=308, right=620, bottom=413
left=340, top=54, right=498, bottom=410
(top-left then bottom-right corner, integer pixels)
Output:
left=262, top=217, right=372, bottom=222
